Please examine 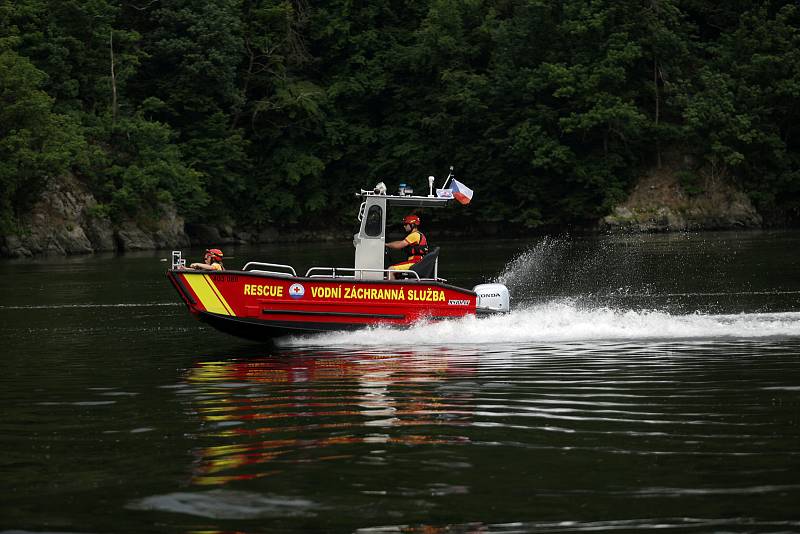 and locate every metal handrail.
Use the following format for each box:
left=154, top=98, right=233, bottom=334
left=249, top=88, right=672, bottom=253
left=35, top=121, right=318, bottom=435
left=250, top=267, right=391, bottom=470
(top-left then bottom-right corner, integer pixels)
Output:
left=242, top=262, right=297, bottom=276
left=305, top=266, right=420, bottom=280
left=171, top=250, right=186, bottom=270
